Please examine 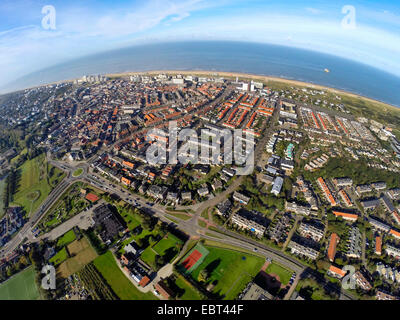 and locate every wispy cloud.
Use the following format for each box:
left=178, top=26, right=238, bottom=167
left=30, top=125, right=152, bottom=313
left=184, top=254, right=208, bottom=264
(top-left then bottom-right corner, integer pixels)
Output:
left=306, top=7, right=322, bottom=15
left=0, top=0, right=214, bottom=86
